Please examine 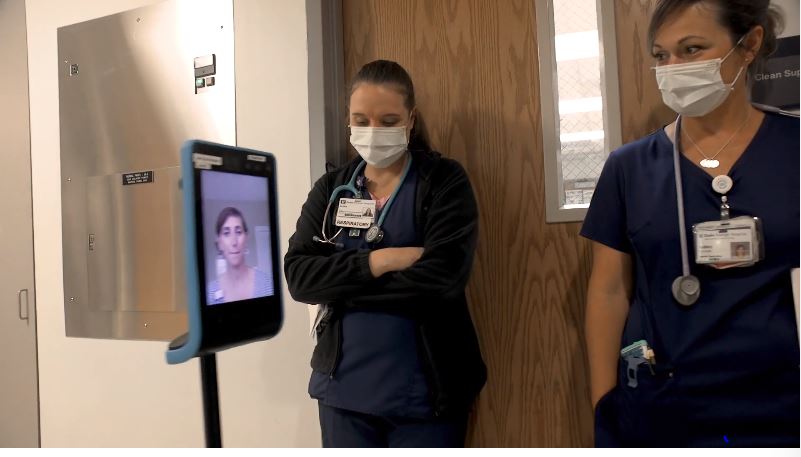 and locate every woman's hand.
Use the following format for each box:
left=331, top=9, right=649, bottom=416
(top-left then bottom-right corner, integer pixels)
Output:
left=368, top=247, right=424, bottom=278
